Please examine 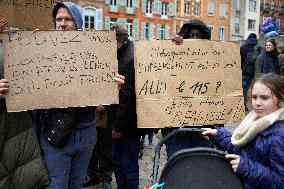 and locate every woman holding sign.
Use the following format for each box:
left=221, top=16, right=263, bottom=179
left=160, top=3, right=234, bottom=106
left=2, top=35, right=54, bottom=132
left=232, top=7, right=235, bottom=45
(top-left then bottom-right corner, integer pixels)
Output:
left=203, top=73, right=284, bottom=189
